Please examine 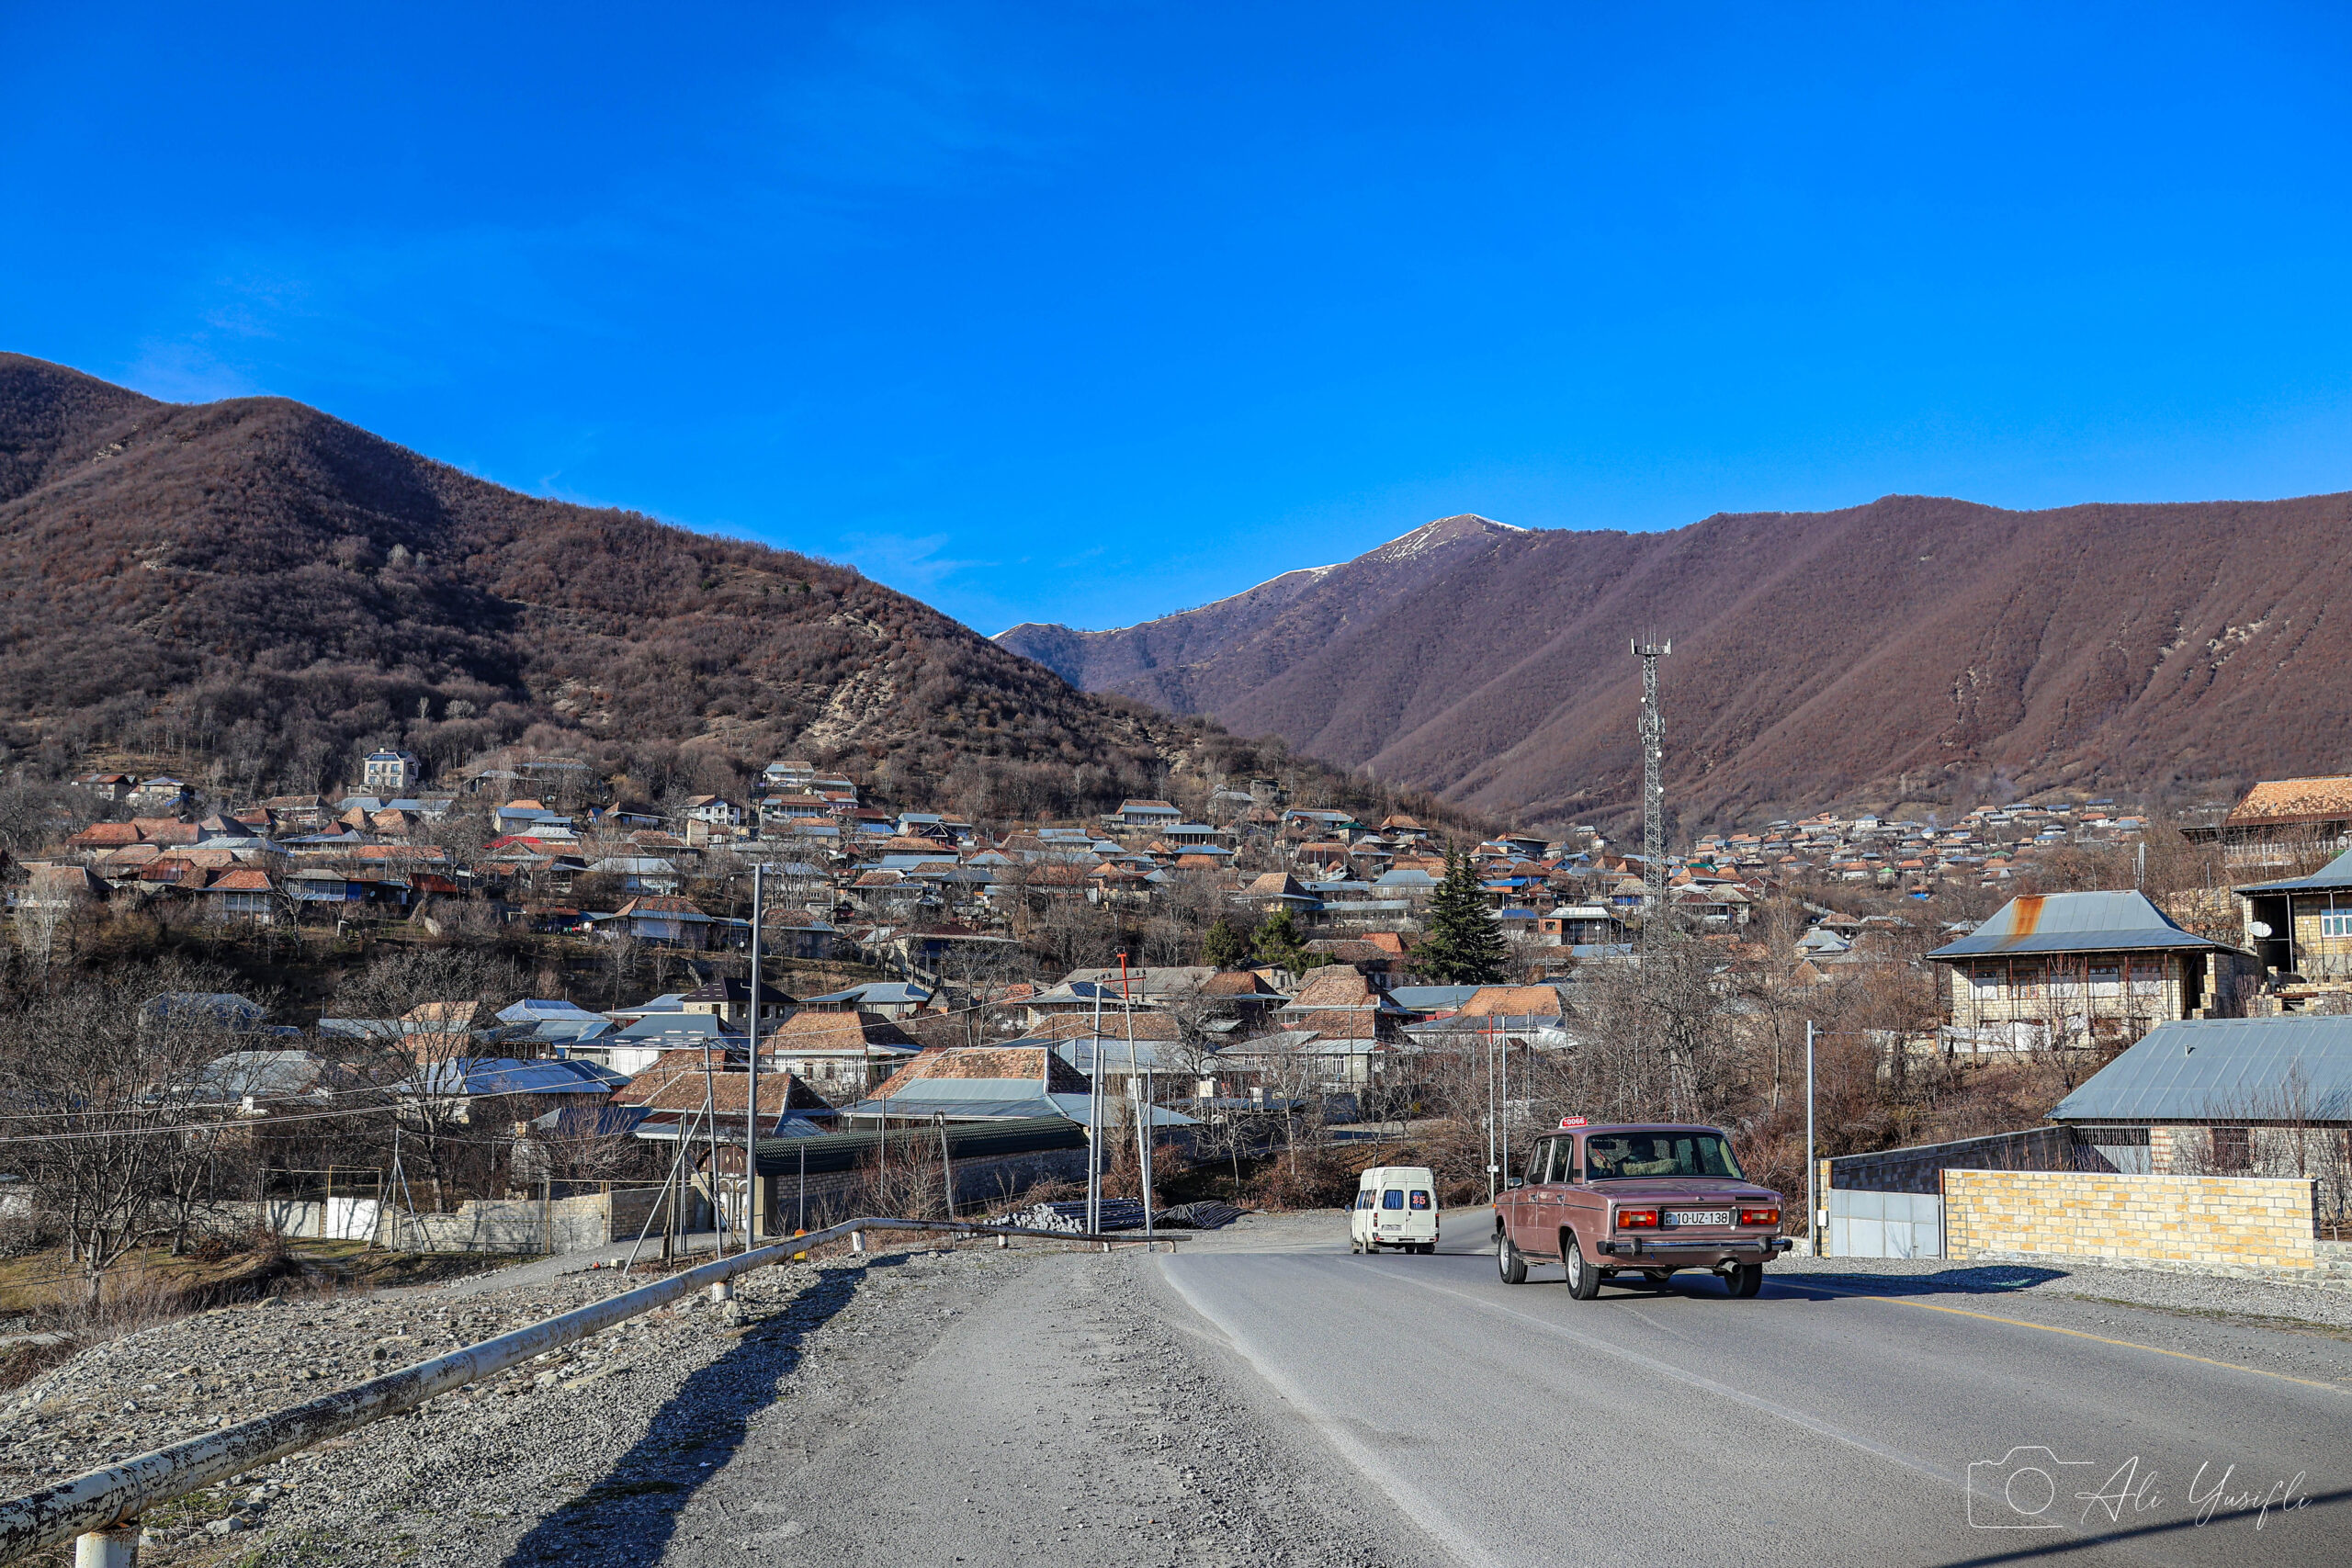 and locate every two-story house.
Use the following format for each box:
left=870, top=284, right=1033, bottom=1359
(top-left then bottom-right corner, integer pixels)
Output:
left=1924, top=890, right=2254, bottom=1054
left=362, top=750, right=423, bottom=794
